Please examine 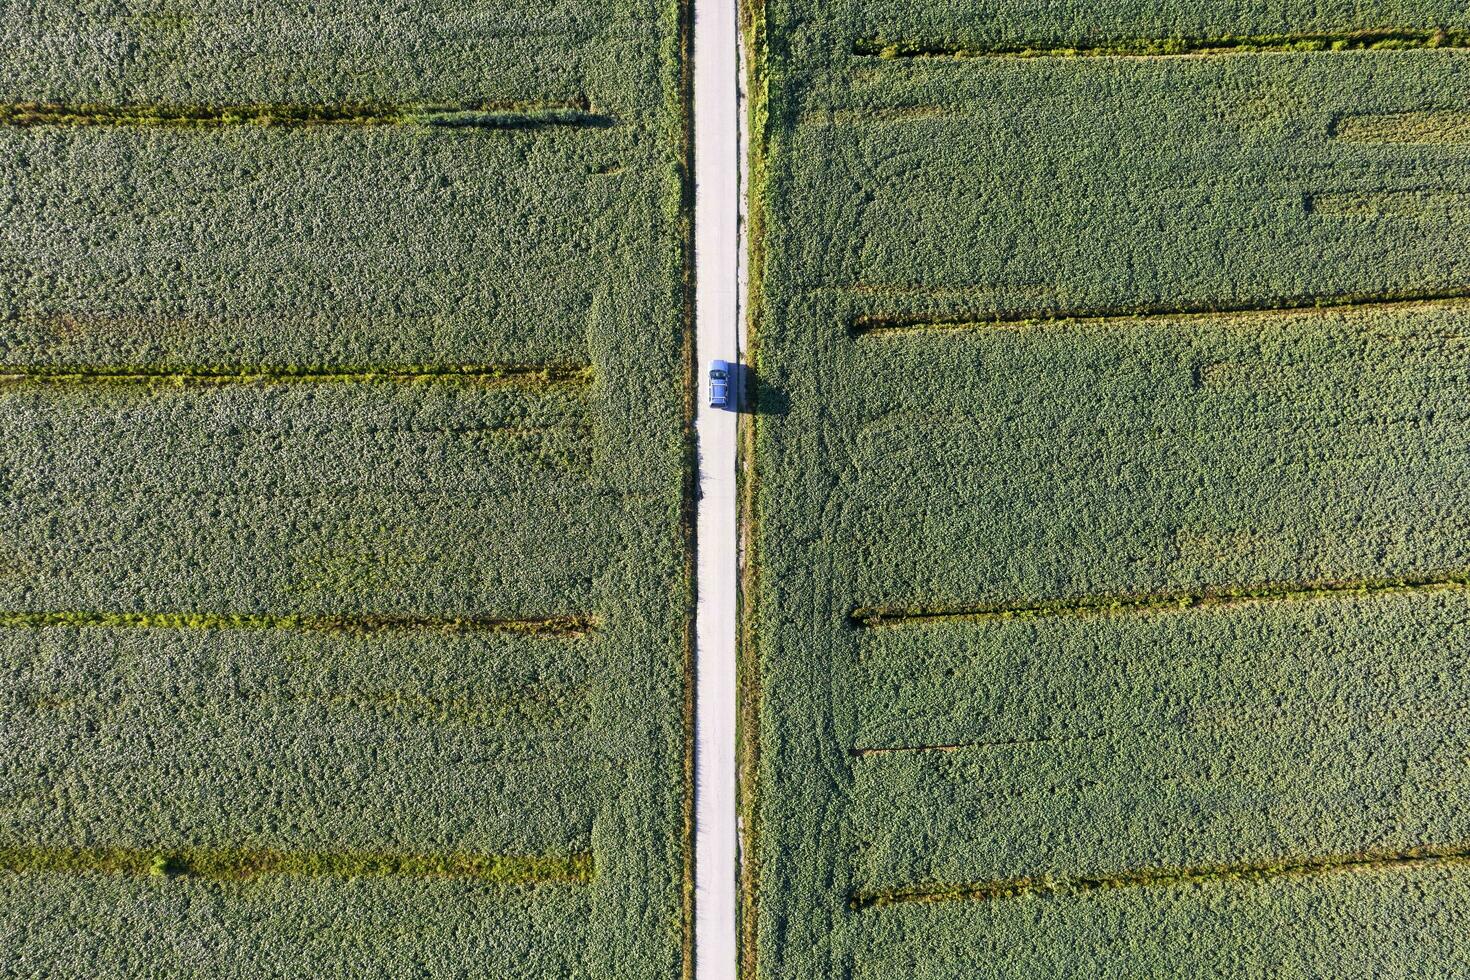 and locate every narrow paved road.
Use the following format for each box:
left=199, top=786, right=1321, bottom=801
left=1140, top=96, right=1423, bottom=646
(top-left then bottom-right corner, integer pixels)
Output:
left=693, top=0, right=741, bottom=973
